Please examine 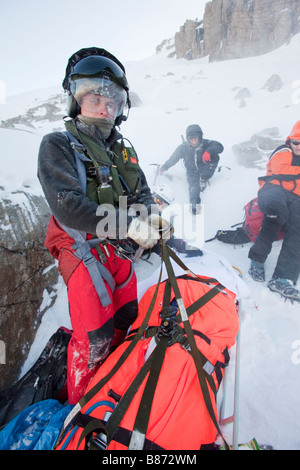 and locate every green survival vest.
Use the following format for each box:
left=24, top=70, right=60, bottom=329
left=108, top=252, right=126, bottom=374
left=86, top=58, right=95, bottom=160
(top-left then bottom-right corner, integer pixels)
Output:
left=65, top=120, right=142, bottom=206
